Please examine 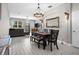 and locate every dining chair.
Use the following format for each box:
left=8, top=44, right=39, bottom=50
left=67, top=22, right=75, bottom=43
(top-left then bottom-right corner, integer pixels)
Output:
left=43, top=29, right=48, bottom=33
left=48, top=30, right=59, bottom=51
